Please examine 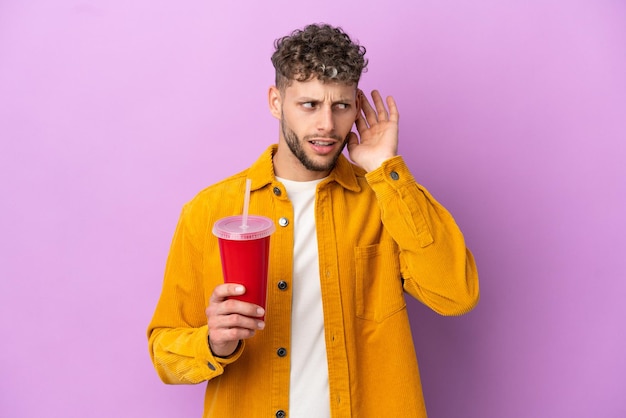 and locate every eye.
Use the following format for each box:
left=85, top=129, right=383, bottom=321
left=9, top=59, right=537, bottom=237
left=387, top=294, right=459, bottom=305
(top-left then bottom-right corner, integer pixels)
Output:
left=335, top=103, right=350, bottom=110
left=302, top=102, right=316, bottom=109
